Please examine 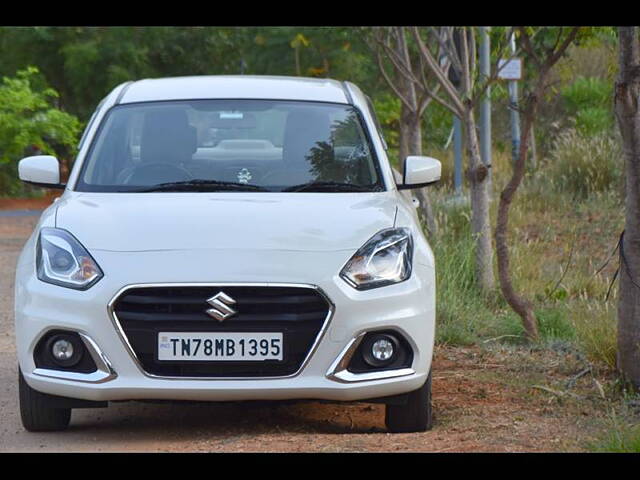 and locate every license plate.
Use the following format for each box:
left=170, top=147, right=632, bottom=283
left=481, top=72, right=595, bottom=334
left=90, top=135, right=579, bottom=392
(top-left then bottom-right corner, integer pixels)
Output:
left=158, top=332, right=283, bottom=361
